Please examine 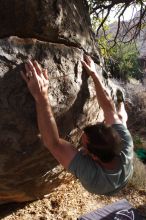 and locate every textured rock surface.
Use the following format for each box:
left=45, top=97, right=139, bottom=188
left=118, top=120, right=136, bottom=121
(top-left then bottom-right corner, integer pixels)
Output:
left=0, top=0, right=96, bottom=53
